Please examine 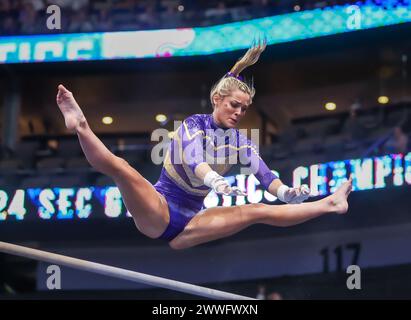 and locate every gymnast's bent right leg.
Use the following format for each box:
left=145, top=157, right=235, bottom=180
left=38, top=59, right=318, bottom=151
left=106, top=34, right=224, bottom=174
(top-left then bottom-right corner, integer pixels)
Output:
left=56, top=85, right=169, bottom=238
